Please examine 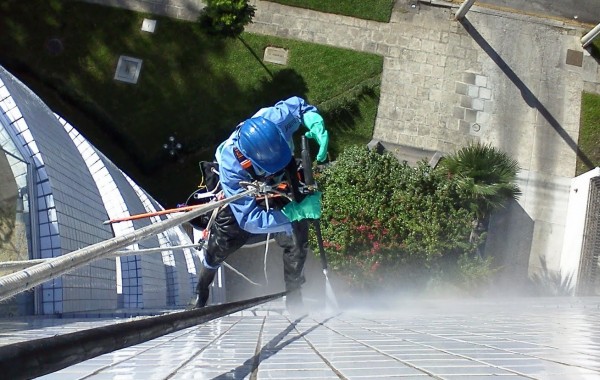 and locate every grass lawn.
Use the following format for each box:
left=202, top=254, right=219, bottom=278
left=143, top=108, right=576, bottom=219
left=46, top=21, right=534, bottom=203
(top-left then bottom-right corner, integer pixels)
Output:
left=577, top=34, right=600, bottom=175
left=577, top=91, right=600, bottom=175
left=265, top=0, right=395, bottom=22
left=0, top=0, right=383, bottom=207
left=590, top=38, right=600, bottom=60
